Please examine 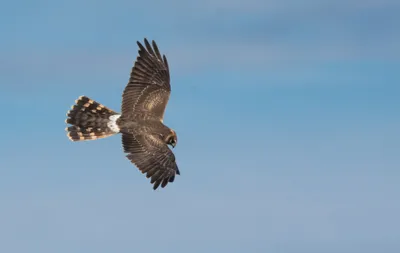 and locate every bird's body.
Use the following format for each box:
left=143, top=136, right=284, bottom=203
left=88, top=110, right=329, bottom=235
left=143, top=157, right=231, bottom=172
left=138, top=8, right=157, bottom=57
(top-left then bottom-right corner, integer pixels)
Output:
left=116, top=116, right=170, bottom=136
left=65, top=38, right=179, bottom=190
